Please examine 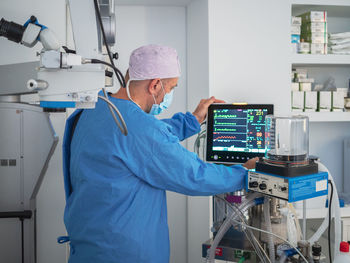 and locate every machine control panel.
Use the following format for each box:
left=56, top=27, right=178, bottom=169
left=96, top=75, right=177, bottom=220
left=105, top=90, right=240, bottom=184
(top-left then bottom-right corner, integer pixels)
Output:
left=247, top=172, right=289, bottom=200
left=247, top=171, right=328, bottom=202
